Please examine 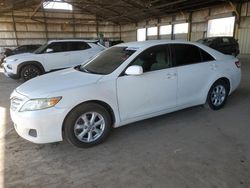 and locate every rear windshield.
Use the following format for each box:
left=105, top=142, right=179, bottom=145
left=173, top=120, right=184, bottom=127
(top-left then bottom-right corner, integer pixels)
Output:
left=80, top=47, right=136, bottom=75
left=197, top=38, right=214, bottom=45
